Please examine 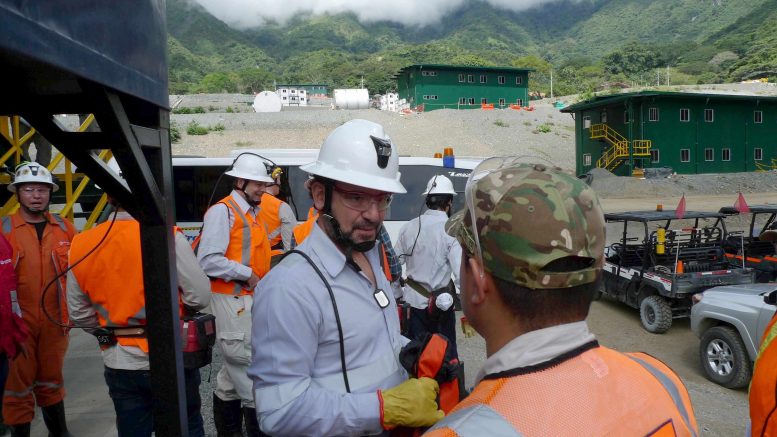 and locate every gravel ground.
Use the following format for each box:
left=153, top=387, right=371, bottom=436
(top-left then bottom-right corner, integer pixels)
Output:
left=170, top=92, right=777, bottom=200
